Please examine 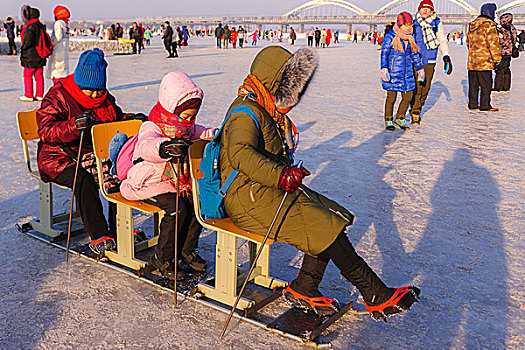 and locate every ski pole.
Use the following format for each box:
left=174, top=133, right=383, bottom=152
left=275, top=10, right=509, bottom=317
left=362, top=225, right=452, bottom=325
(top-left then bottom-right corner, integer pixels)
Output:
left=173, top=157, right=181, bottom=308
left=65, top=130, right=84, bottom=263
left=218, top=161, right=303, bottom=341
